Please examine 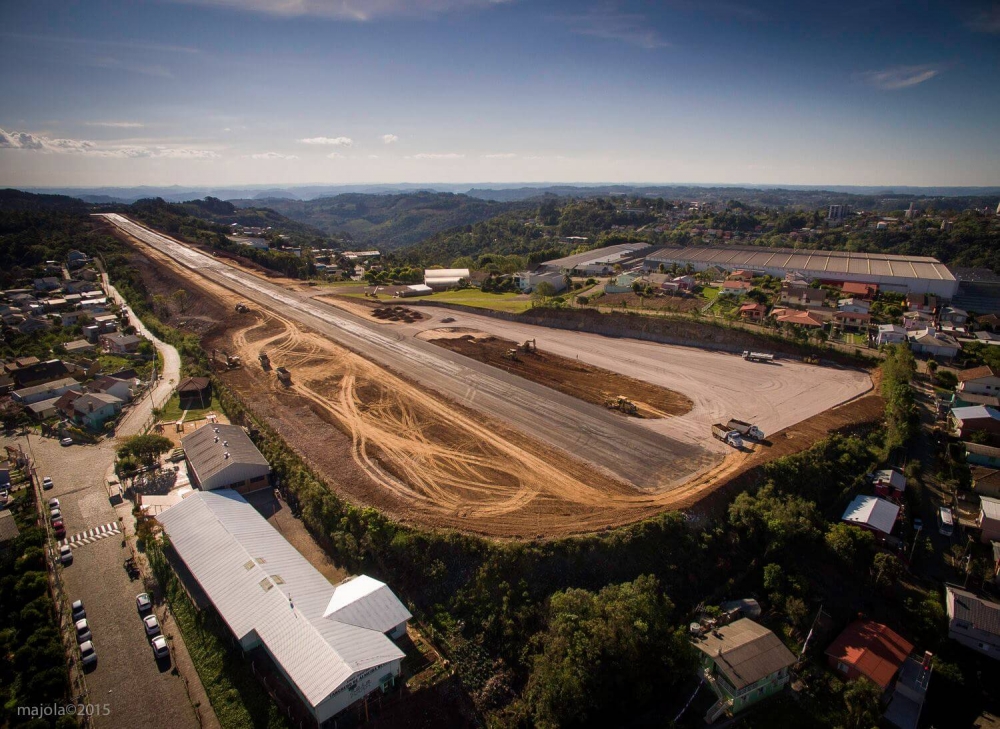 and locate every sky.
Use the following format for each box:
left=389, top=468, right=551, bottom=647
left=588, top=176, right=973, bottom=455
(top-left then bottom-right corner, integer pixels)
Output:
left=1, top=0, right=999, bottom=188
